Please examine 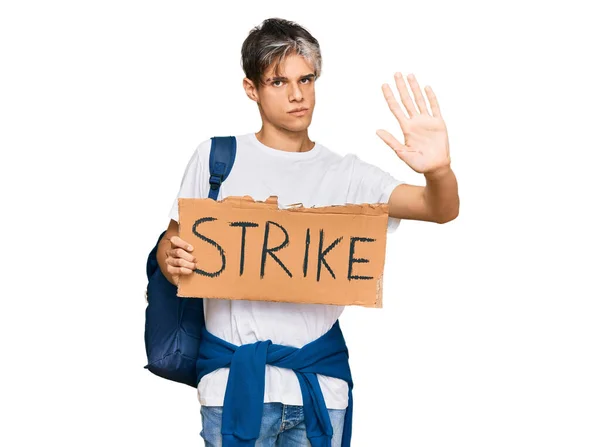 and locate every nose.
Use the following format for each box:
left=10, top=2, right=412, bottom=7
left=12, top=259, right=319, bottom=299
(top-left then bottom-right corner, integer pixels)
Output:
left=289, top=81, right=303, bottom=101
